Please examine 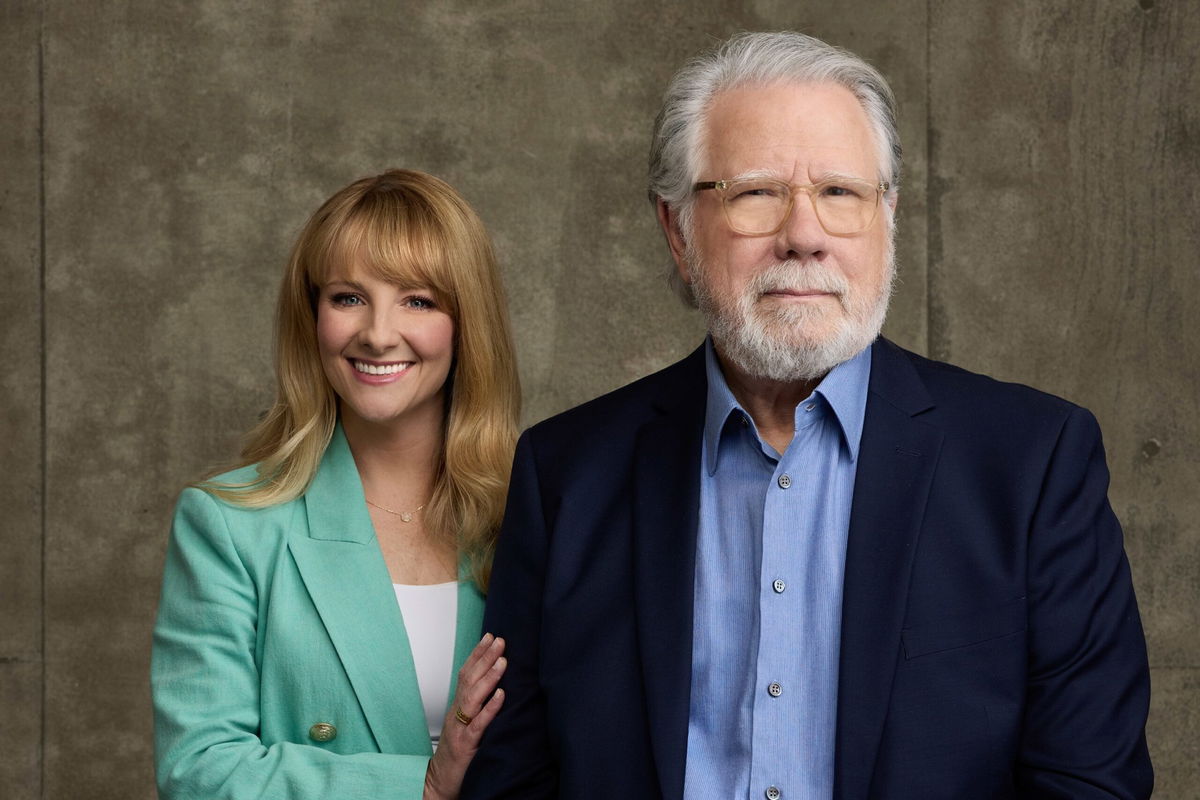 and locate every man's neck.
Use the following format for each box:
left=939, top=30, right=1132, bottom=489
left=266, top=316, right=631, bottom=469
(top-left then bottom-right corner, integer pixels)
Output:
left=712, top=346, right=825, bottom=455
